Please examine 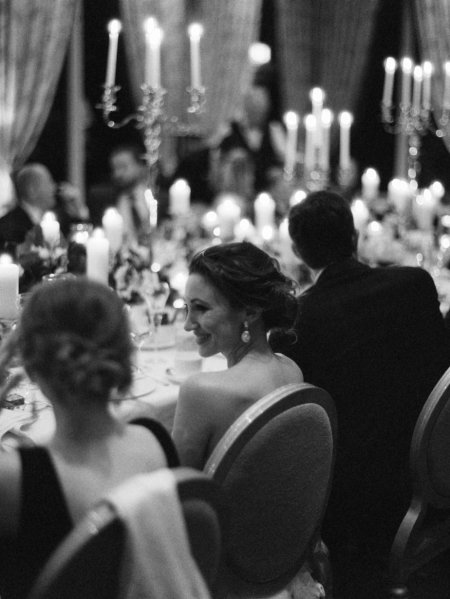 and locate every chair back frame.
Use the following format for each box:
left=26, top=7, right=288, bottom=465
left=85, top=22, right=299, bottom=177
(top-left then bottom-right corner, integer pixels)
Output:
left=205, top=382, right=337, bottom=597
